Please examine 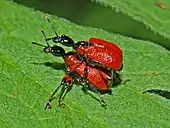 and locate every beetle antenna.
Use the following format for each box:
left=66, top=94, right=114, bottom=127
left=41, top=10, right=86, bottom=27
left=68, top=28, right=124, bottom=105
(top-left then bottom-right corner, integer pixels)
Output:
left=41, top=30, right=50, bottom=46
left=46, top=18, right=58, bottom=37
left=32, top=42, right=47, bottom=47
